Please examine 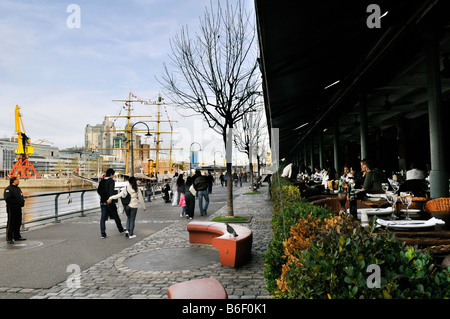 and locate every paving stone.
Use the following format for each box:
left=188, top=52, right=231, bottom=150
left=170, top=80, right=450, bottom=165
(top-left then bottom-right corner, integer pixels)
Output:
left=26, top=185, right=273, bottom=299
